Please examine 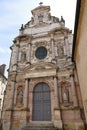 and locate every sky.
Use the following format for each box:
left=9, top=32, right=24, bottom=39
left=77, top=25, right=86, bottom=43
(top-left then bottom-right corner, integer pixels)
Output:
left=0, top=0, right=77, bottom=77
